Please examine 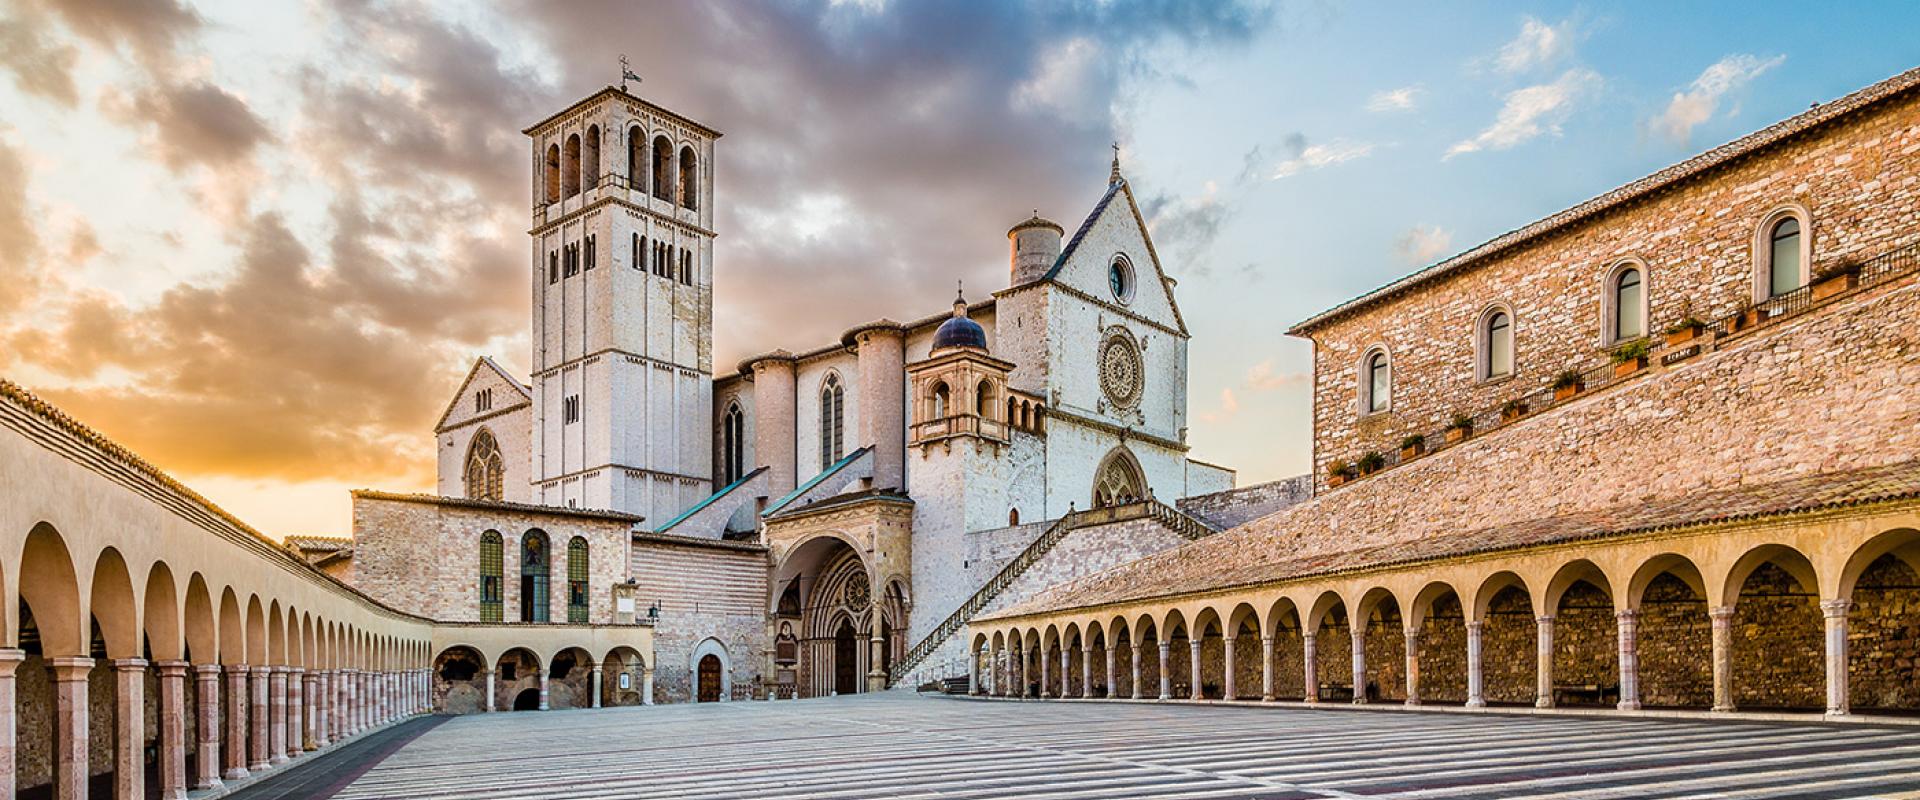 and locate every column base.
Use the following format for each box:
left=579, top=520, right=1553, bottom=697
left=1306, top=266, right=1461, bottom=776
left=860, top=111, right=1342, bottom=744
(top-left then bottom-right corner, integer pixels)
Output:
left=1617, top=700, right=1641, bottom=711
left=271, top=754, right=290, bottom=766
left=1260, top=694, right=1274, bottom=702
left=223, top=768, right=249, bottom=781
left=1827, top=707, right=1850, bottom=716
left=1465, top=698, right=1486, bottom=708
left=1534, top=698, right=1554, bottom=709
left=1711, top=703, right=1735, bottom=713
left=194, top=778, right=224, bottom=793
left=1405, top=698, right=1422, bottom=706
